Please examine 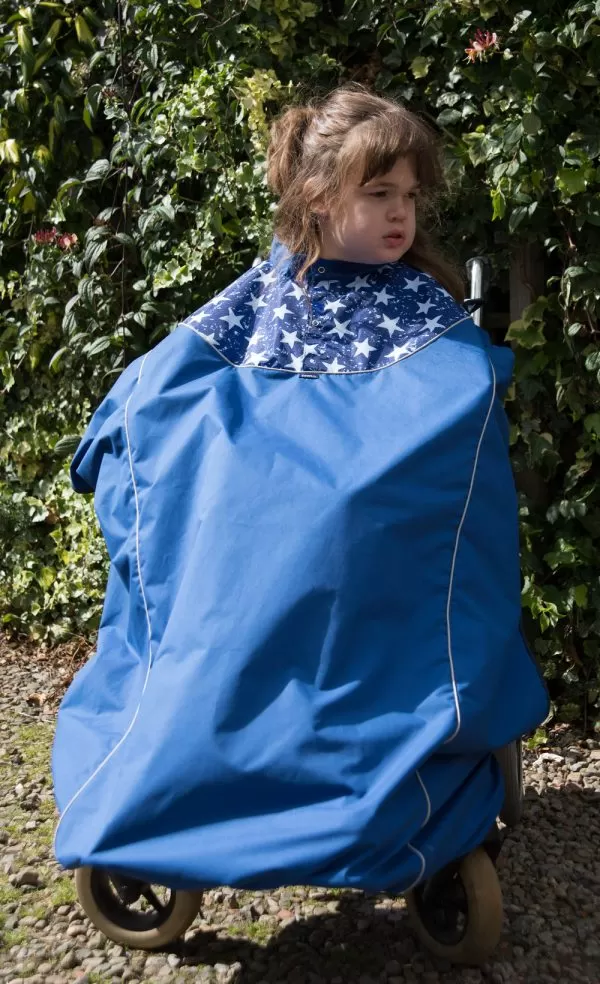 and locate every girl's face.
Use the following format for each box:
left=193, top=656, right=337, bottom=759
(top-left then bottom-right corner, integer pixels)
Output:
left=316, top=155, right=419, bottom=266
